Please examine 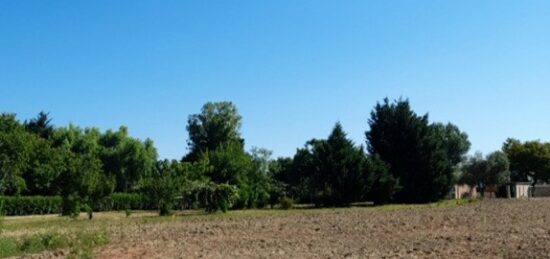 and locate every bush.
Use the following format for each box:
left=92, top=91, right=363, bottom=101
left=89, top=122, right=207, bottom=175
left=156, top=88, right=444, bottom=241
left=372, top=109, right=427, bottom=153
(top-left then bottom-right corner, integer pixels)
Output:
left=279, top=196, right=294, bottom=210
left=0, top=196, right=62, bottom=216
left=183, top=183, right=238, bottom=213
left=125, top=208, right=132, bottom=217
left=0, top=194, right=154, bottom=216
left=93, top=193, right=151, bottom=211
left=61, top=194, right=80, bottom=218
